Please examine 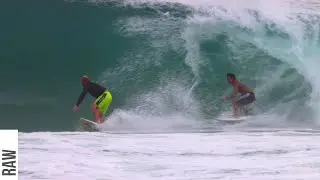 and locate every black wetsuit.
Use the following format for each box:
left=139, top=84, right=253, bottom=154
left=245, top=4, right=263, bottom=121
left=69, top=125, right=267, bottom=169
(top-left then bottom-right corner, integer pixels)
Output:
left=76, top=81, right=106, bottom=106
